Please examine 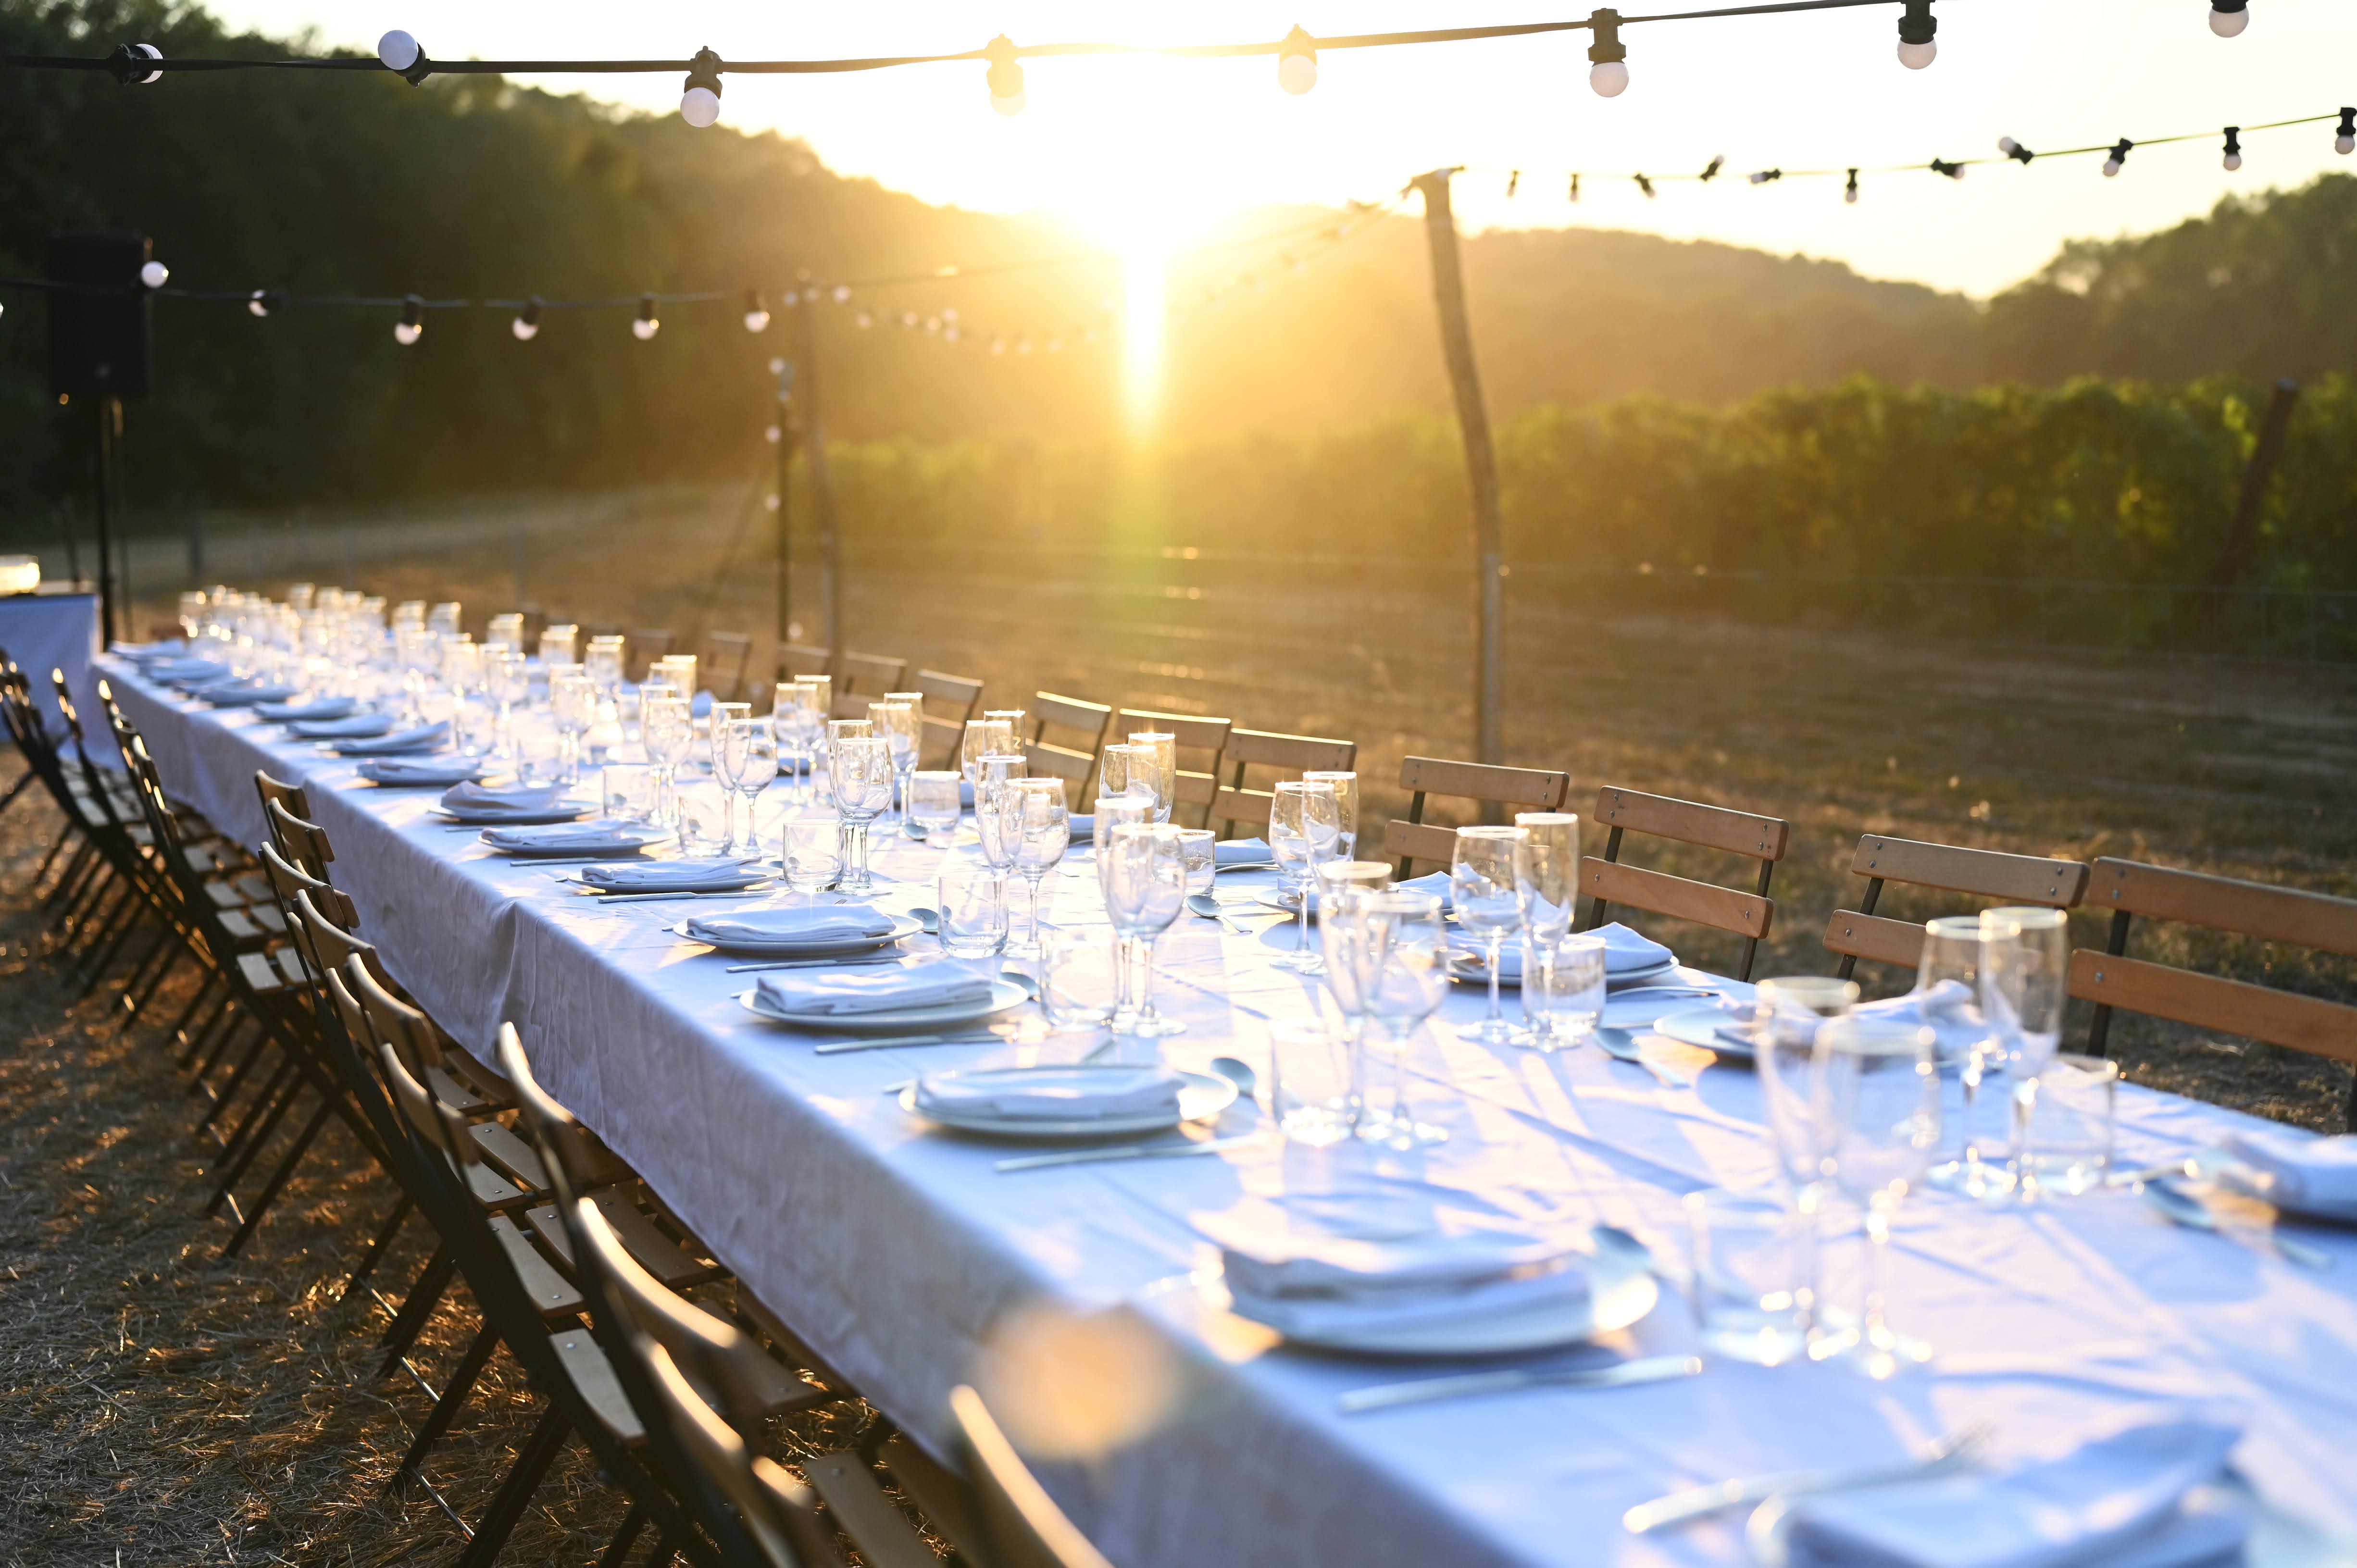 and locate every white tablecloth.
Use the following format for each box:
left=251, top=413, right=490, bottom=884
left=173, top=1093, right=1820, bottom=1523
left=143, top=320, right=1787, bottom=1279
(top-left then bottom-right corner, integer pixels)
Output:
left=1, top=592, right=99, bottom=731
left=93, top=660, right=2357, bottom=1568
